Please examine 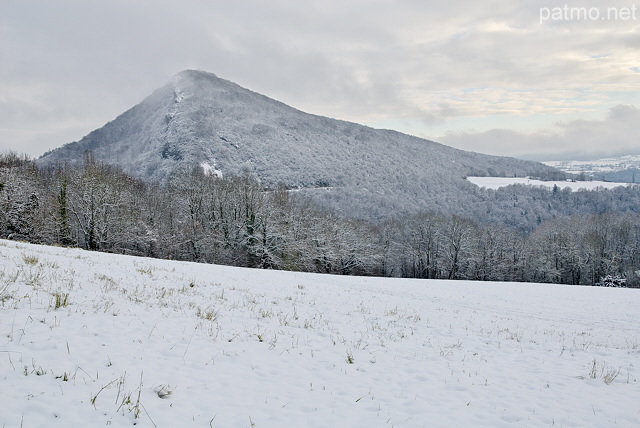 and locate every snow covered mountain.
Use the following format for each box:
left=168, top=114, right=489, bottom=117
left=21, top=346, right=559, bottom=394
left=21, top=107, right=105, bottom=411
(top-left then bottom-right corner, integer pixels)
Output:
left=38, top=70, right=563, bottom=219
